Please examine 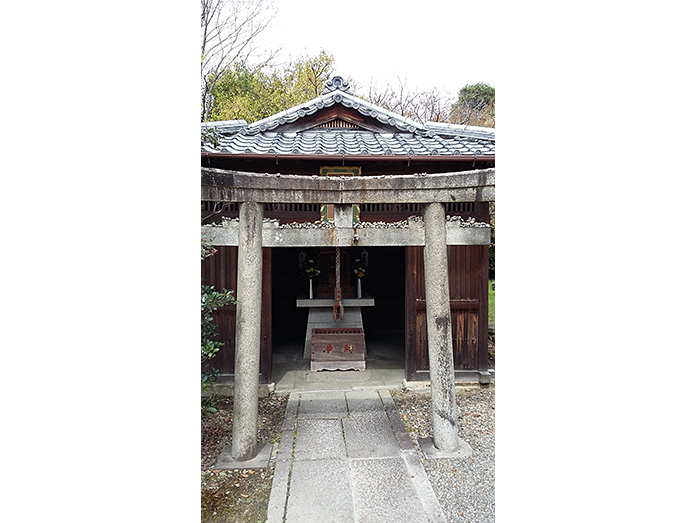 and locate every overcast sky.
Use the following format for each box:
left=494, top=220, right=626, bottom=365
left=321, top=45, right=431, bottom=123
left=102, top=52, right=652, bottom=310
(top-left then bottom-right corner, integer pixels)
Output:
left=259, top=0, right=496, bottom=97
